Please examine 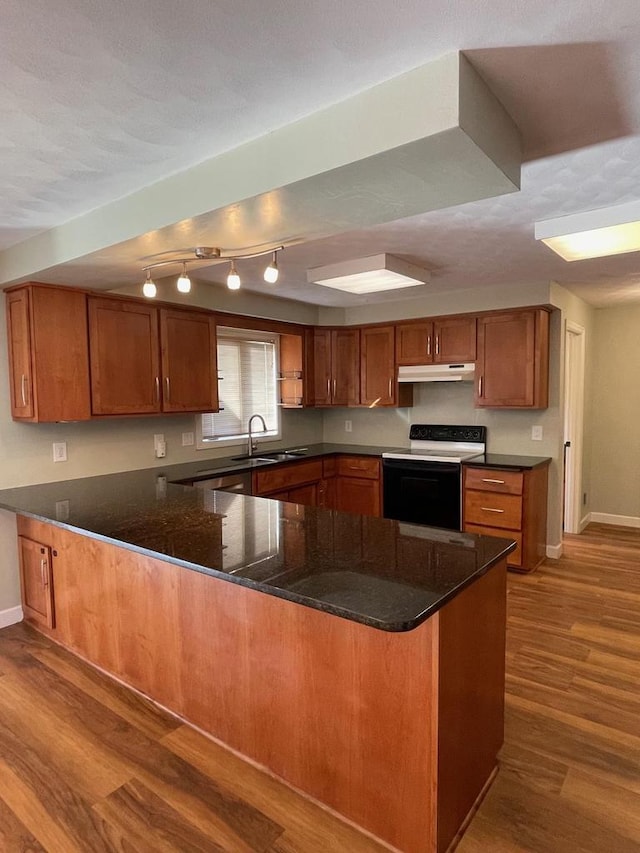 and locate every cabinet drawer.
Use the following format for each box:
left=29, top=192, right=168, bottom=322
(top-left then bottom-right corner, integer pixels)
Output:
left=336, top=456, right=380, bottom=480
left=464, top=467, right=523, bottom=495
left=464, top=490, right=522, bottom=531
left=254, top=460, right=323, bottom=495
left=464, top=523, right=522, bottom=567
